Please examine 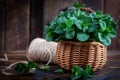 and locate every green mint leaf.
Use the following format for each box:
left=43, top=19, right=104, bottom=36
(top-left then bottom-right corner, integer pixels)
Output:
left=72, top=65, right=83, bottom=80
left=85, top=64, right=94, bottom=78
left=98, top=32, right=111, bottom=46
left=15, top=63, right=29, bottom=74
left=107, top=32, right=116, bottom=38
left=45, top=32, right=53, bottom=41
left=65, top=29, right=75, bottom=39
left=75, top=20, right=83, bottom=30
left=99, top=21, right=106, bottom=31
left=82, top=70, right=89, bottom=80
left=27, top=61, right=39, bottom=69
left=66, top=20, right=73, bottom=28
left=15, top=61, right=39, bottom=75
left=57, top=17, right=67, bottom=23
left=96, top=10, right=102, bottom=18
left=54, top=69, right=64, bottom=73
left=54, top=26, right=64, bottom=34
left=111, top=21, right=118, bottom=29
left=40, top=65, right=51, bottom=71
left=73, top=2, right=85, bottom=8
left=72, top=75, right=81, bottom=80
left=88, top=24, right=98, bottom=33
left=71, top=65, right=94, bottom=80
left=77, top=32, right=89, bottom=41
